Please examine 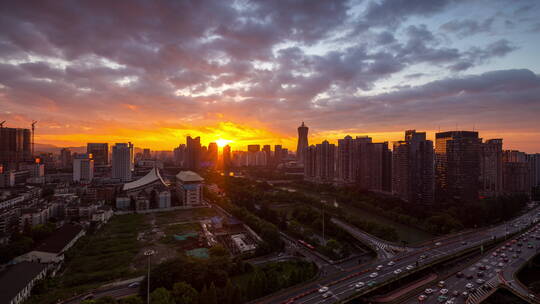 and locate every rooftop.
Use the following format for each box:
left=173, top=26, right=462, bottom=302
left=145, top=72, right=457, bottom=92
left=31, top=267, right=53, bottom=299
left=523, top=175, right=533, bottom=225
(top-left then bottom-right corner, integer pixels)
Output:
left=123, top=167, right=167, bottom=191
left=0, top=262, right=47, bottom=304
left=34, top=224, right=83, bottom=254
left=176, top=171, right=204, bottom=182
